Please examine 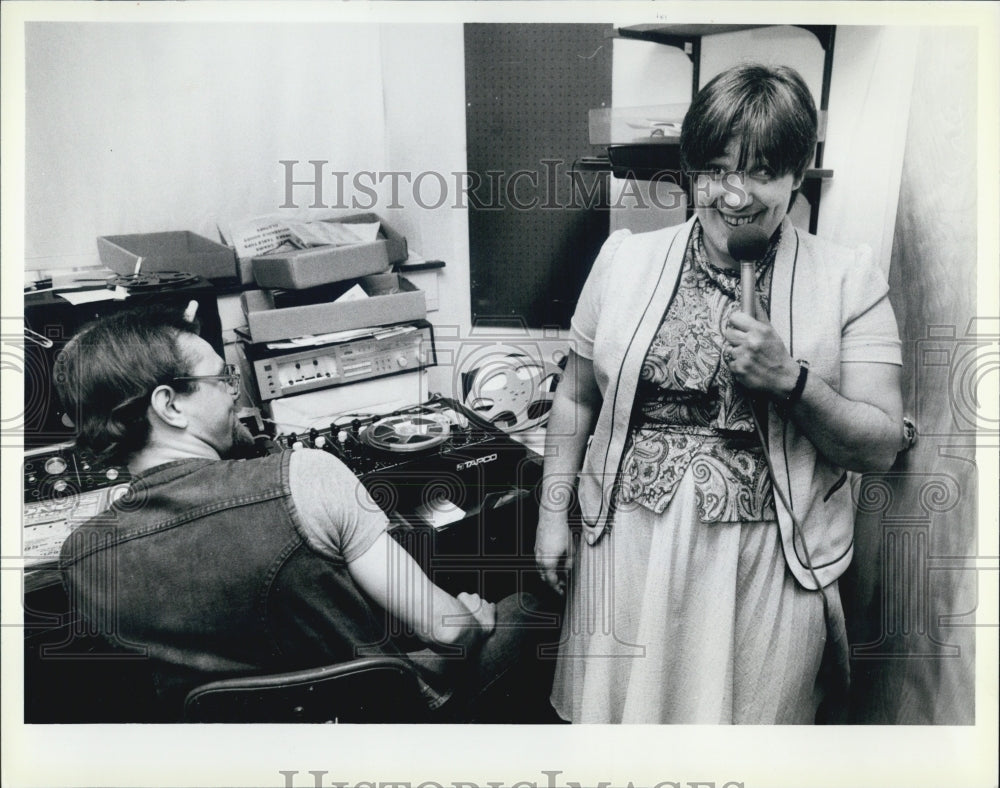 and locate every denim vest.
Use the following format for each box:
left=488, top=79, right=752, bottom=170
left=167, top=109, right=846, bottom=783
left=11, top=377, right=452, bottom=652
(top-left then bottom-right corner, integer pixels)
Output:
left=60, top=452, right=397, bottom=700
